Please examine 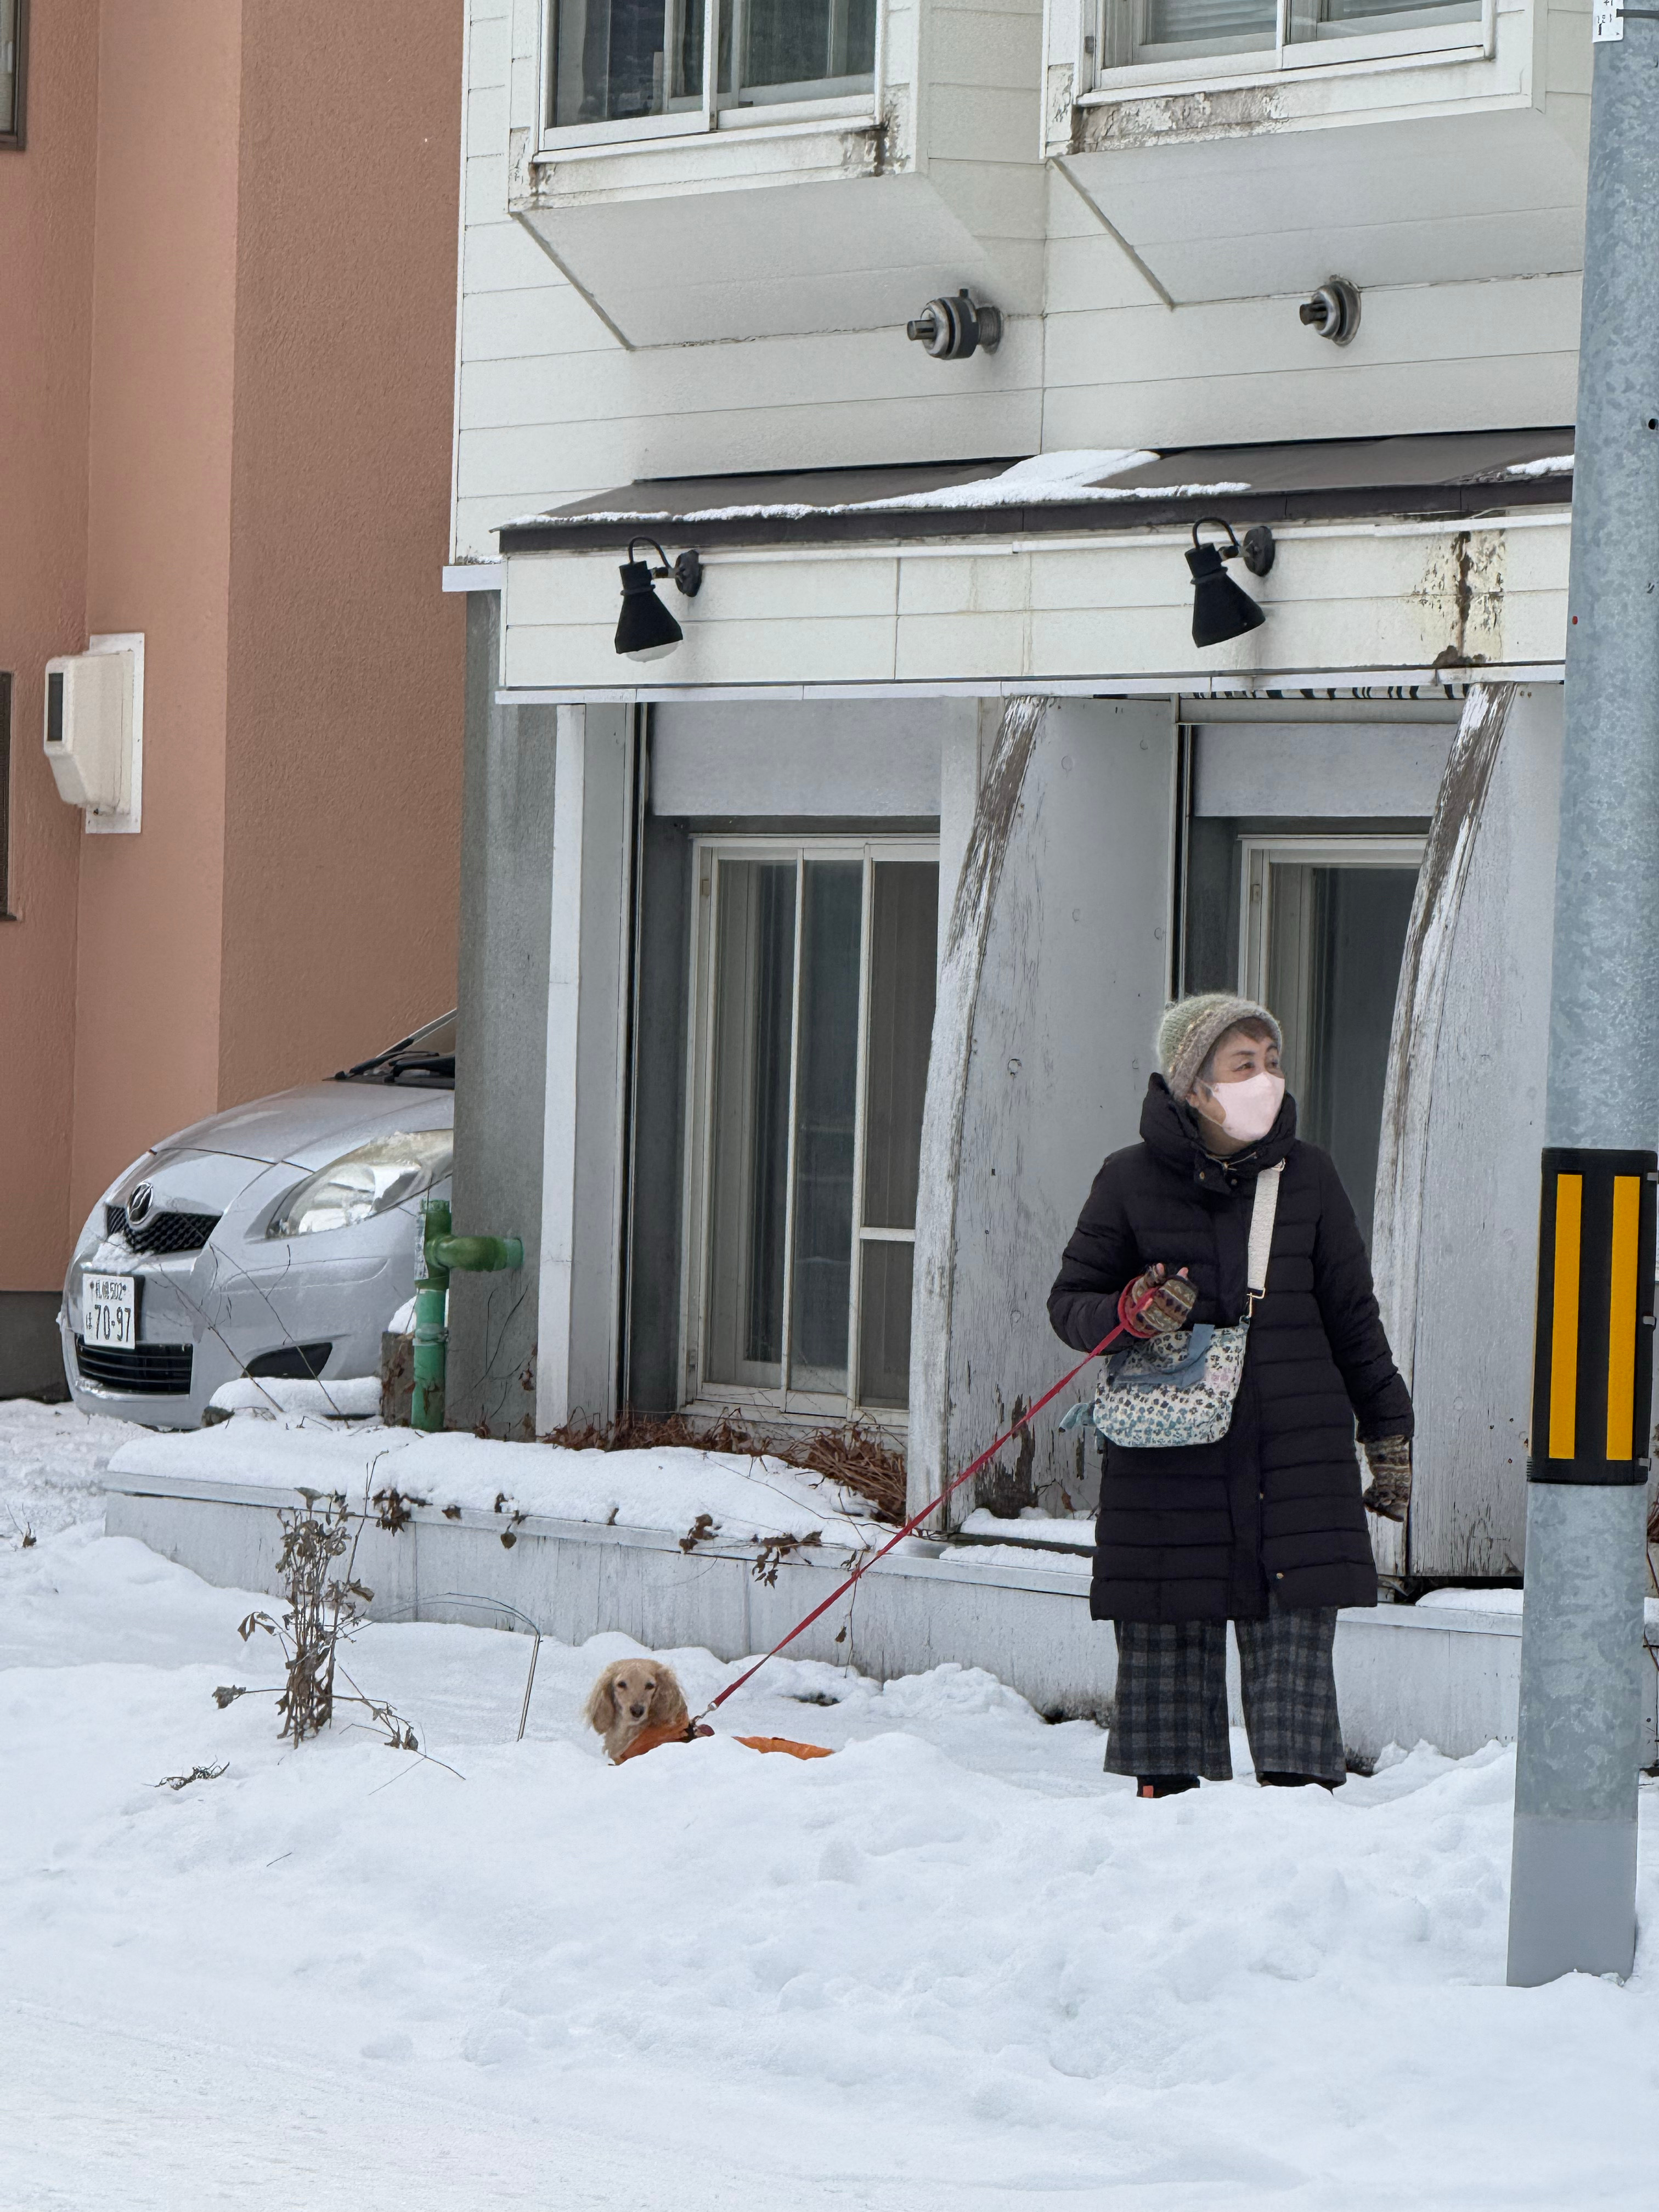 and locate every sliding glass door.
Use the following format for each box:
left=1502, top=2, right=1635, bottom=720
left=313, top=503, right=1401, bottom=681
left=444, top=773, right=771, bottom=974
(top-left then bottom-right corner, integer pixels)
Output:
left=686, top=840, right=938, bottom=1417
left=1238, top=835, right=1423, bottom=1247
